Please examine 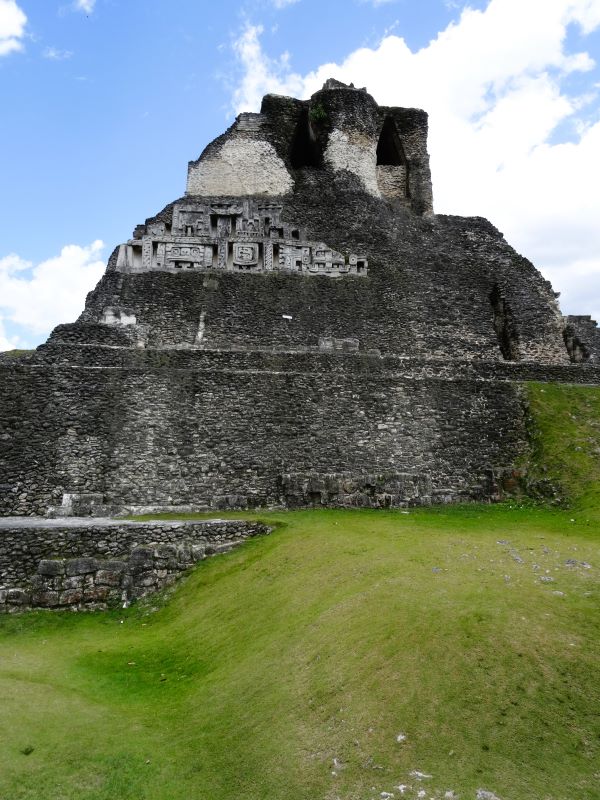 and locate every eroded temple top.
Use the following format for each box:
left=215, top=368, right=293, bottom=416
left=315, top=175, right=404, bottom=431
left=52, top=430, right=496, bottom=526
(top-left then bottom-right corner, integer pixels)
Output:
left=185, top=79, right=434, bottom=215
